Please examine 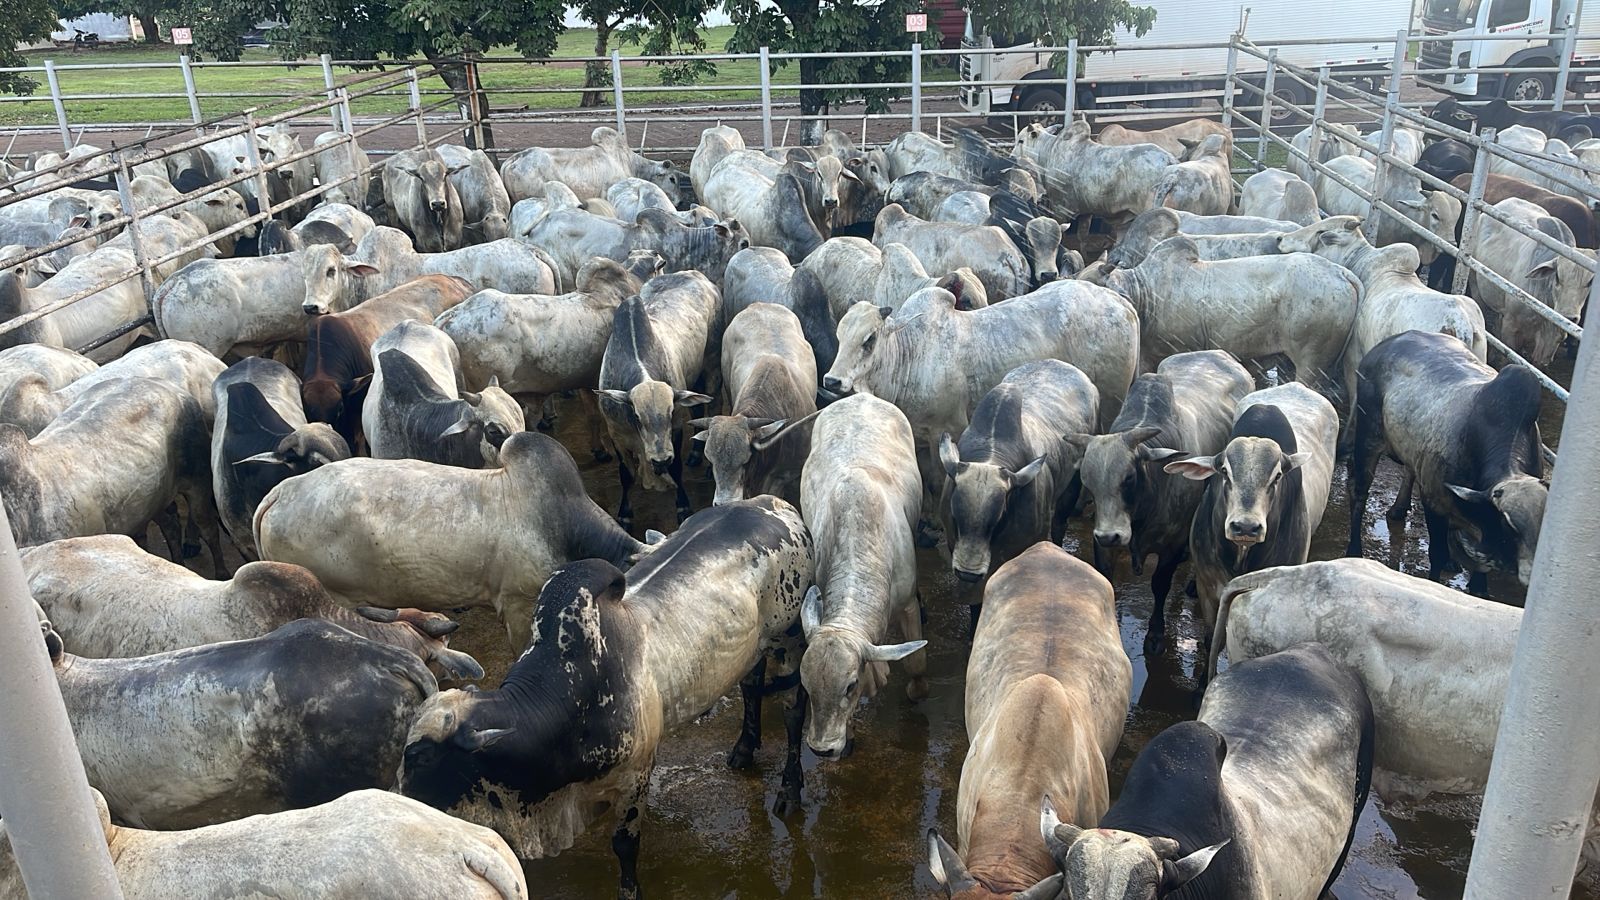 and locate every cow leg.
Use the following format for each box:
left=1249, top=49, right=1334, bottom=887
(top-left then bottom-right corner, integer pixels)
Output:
left=186, top=492, right=229, bottom=578
left=1467, top=569, right=1490, bottom=598
left=616, top=459, right=636, bottom=531
left=498, top=594, right=535, bottom=654
left=671, top=452, right=692, bottom=523
left=773, top=682, right=808, bottom=817
left=1052, top=473, right=1083, bottom=544
left=536, top=394, right=556, bottom=432
left=578, top=391, right=612, bottom=462
left=897, top=597, right=929, bottom=702
left=1423, top=503, right=1454, bottom=583
left=1346, top=379, right=1383, bottom=558
left=727, top=655, right=767, bottom=769
left=154, top=502, right=184, bottom=561
left=612, top=799, right=645, bottom=900
left=1386, top=469, right=1415, bottom=523
left=967, top=602, right=981, bottom=636
left=1144, top=552, right=1183, bottom=656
